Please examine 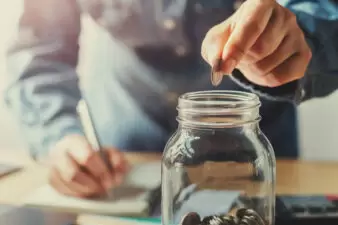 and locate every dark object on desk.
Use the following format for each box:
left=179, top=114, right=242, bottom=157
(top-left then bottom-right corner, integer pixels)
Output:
left=0, top=163, right=22, bottom=178
left=0, top=204, right=76, bottom=225
left=178, top=208, right=265, bottom=225
left=275, top=195, right=338, bottom=225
